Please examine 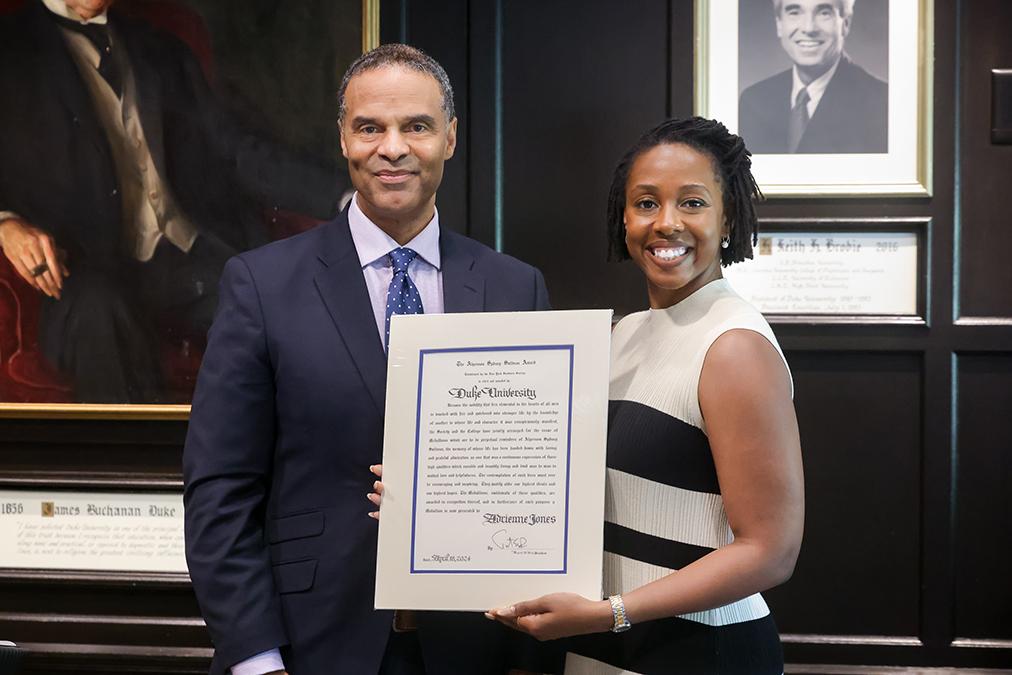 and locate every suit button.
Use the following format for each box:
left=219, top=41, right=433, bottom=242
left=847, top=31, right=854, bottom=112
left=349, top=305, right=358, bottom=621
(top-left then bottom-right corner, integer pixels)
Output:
left=110, top=188, right=118, bottom=196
